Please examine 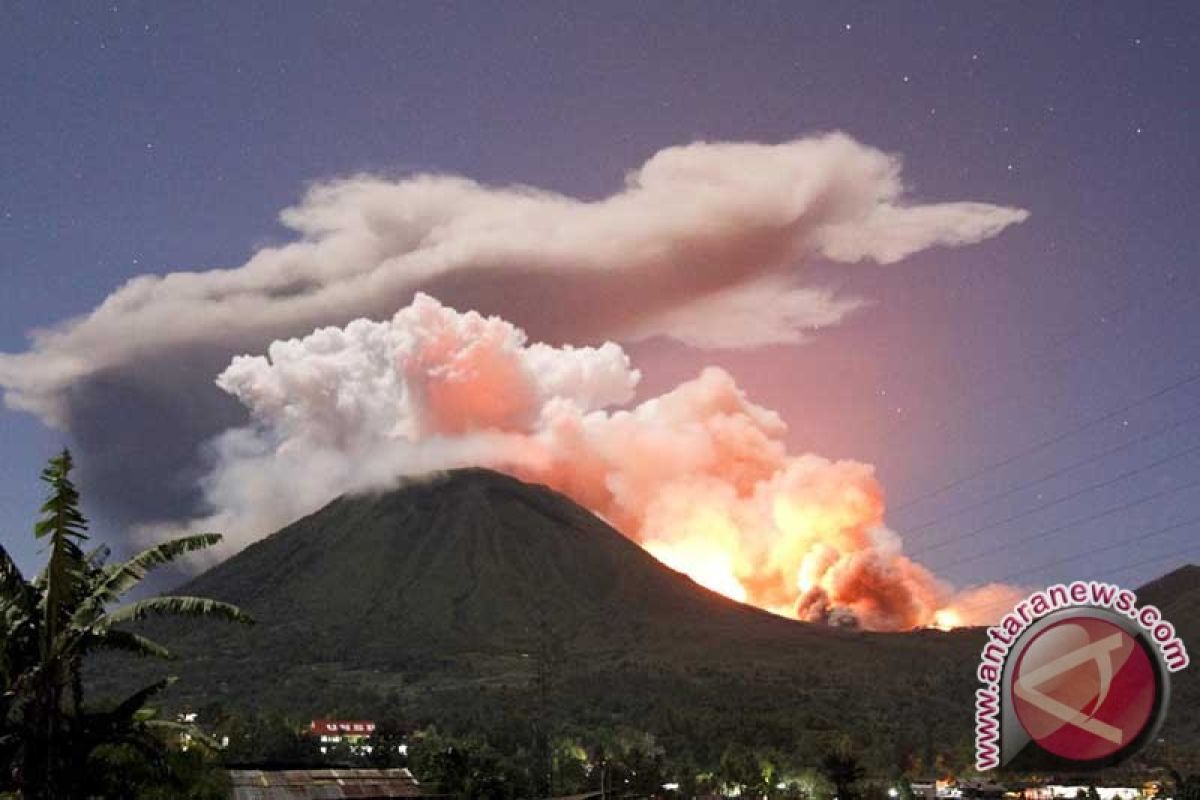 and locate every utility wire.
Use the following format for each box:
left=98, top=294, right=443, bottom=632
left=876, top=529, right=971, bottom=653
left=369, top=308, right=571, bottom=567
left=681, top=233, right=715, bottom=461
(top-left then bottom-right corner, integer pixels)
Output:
left=875, top=275, right=1200, bottom=461
left=905, top=408, right=1200, bottom=535
left=948, top=541, right=1200, bottom=620
left=909, top=439, right=1200, bottom=557
left=890, top=367, right=1200, bottom=514
left=921, top=474, right=1200, bottom=571
left=941, top=515, right=1200, bottom=616
left=1100, top=542, right=1200, bottom=582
